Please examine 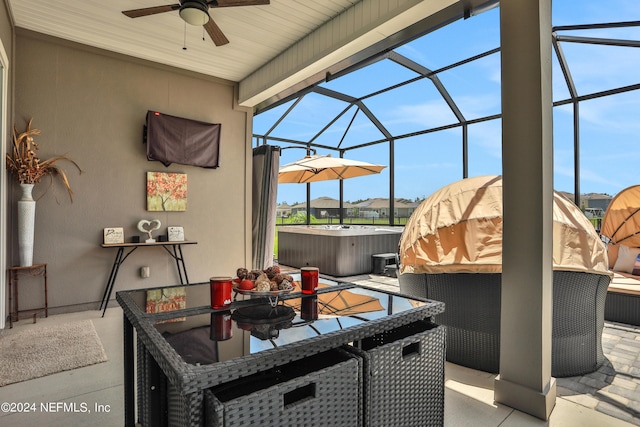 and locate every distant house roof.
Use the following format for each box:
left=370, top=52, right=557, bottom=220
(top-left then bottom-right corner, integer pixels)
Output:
left=276, top=203, right=292, bottom=213
left=584, top=193, right=613, bottom=200
left=560, top=192, right=613, bottom=202
left=357, top=198, right=419, bottom=209
left=292, top=196, right=355, bottom=209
